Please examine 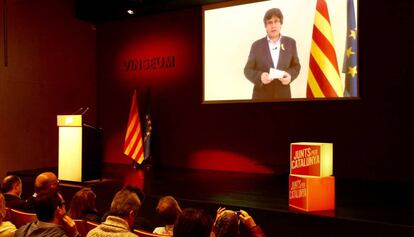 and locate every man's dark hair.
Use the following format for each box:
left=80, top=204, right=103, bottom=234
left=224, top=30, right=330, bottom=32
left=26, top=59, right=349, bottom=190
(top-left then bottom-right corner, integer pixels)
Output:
left=173, top=208, right=213, bottom=237
left=1, top=175, right=21, bottom=193
left=263, top=8, right=284, bottom=25
left=34, top=191, right=63, bottom=222
left=123, top=185, right=145, bottom=203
